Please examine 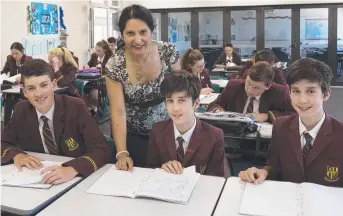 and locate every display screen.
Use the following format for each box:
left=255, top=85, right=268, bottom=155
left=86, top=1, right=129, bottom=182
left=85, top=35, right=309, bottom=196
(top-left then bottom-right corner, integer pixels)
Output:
left=41, top=14, right=50, bottom=24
